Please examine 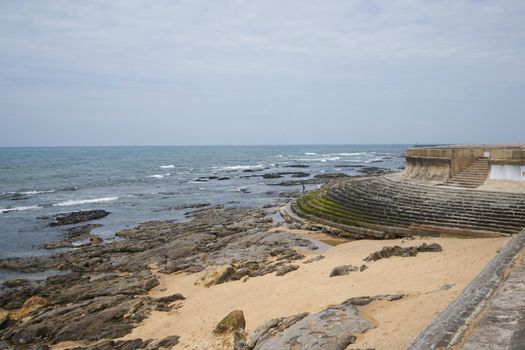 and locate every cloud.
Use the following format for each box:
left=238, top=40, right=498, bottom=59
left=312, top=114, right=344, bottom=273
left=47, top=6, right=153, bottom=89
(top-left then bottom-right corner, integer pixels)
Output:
left=0, top=0, right=524, bottom=145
